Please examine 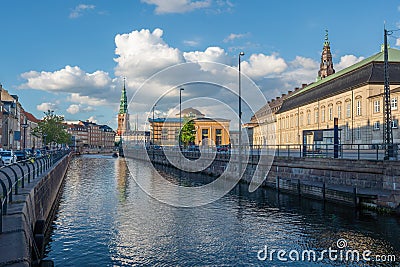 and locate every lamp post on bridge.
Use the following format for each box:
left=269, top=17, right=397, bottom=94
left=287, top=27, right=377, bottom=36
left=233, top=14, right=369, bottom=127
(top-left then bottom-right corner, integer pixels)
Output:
left=152, top=103, right=156, bottom=159
left=238, top=51, right=245, bottom=175
left=21, top=123, right=28, bottom=150
left=43, top=133, right=47, bottom=150
left=179, top=88, right=184, bottom=149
